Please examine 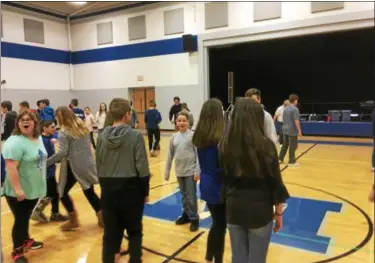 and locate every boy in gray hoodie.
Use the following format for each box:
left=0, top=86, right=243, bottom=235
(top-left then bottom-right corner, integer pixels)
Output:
left=96, top=98, right=150, bottom=263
